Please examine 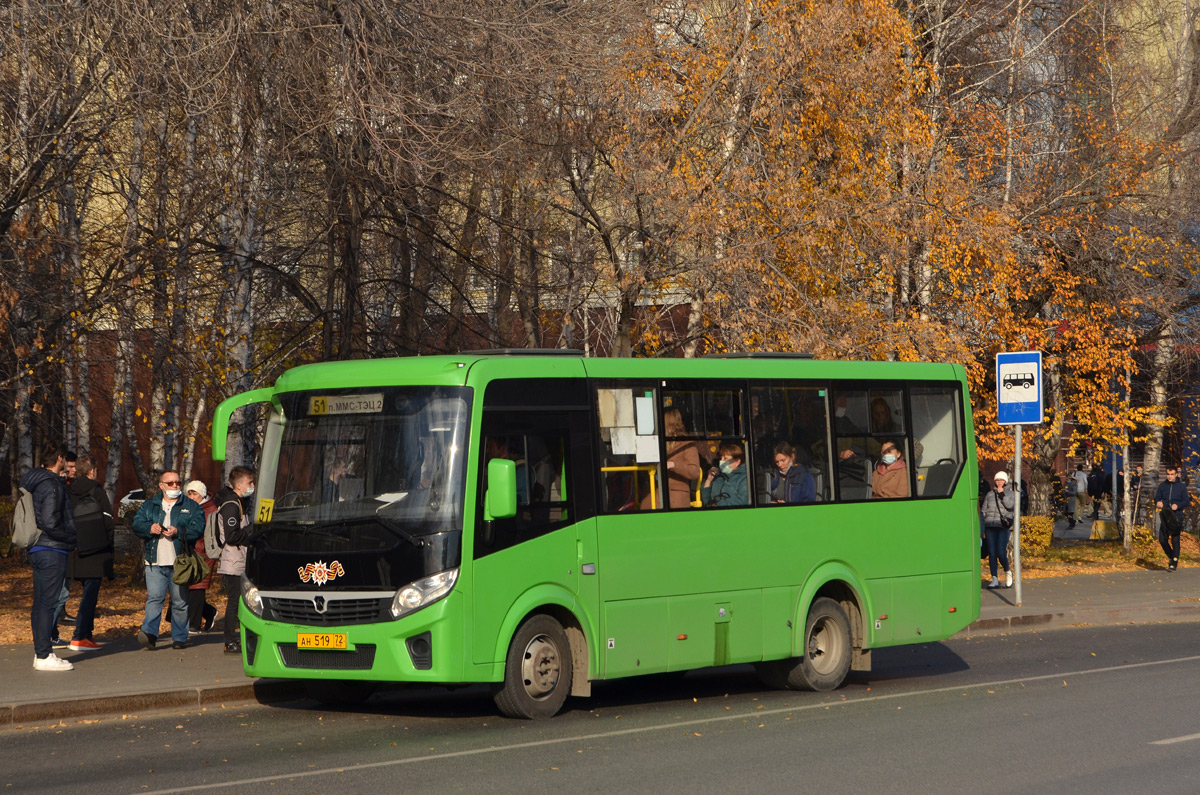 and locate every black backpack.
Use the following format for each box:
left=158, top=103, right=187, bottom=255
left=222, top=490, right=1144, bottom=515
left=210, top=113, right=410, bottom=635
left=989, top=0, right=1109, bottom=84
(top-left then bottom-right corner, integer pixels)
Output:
left=72, top=490, right=111, bottom=555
